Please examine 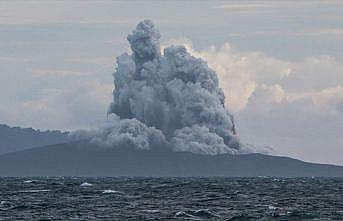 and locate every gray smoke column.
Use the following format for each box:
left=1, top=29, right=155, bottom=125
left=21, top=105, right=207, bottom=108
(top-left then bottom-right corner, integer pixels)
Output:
left=73, top=20, right=240, bottom=154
